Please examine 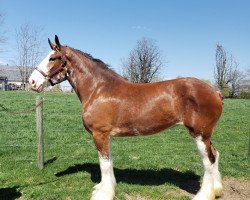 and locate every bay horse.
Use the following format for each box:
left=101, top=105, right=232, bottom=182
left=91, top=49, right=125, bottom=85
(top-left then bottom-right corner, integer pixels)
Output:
left=29, top=35, right=223, bottom=200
